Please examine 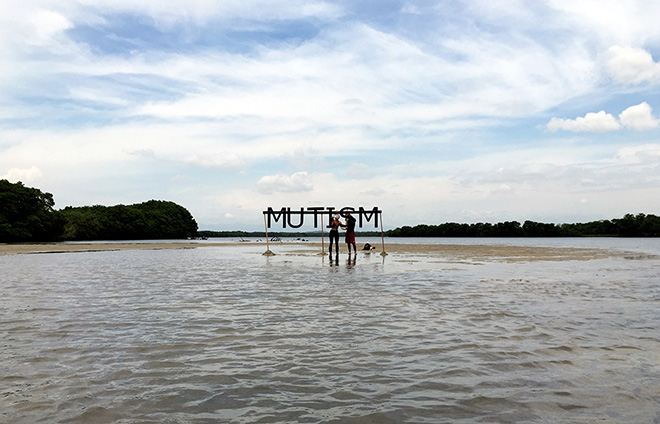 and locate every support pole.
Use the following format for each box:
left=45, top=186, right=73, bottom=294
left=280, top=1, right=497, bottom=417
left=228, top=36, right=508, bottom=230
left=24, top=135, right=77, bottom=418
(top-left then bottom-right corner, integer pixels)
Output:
left=319, top=217, right=326, bottom=255
left=379, top=211, right=388, bottom=256
left=263, top=214, right=275, bottom=256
